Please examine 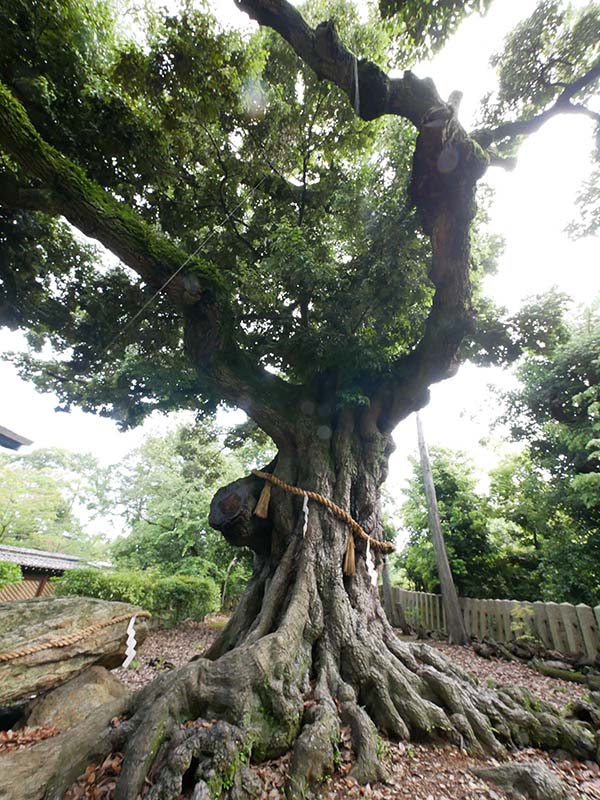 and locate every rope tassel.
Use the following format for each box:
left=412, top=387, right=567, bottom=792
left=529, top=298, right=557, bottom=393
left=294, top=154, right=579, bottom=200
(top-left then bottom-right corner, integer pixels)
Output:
left=254, top=480, right=272, bottom=518
left=343, top=531, right=356, bottom=576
